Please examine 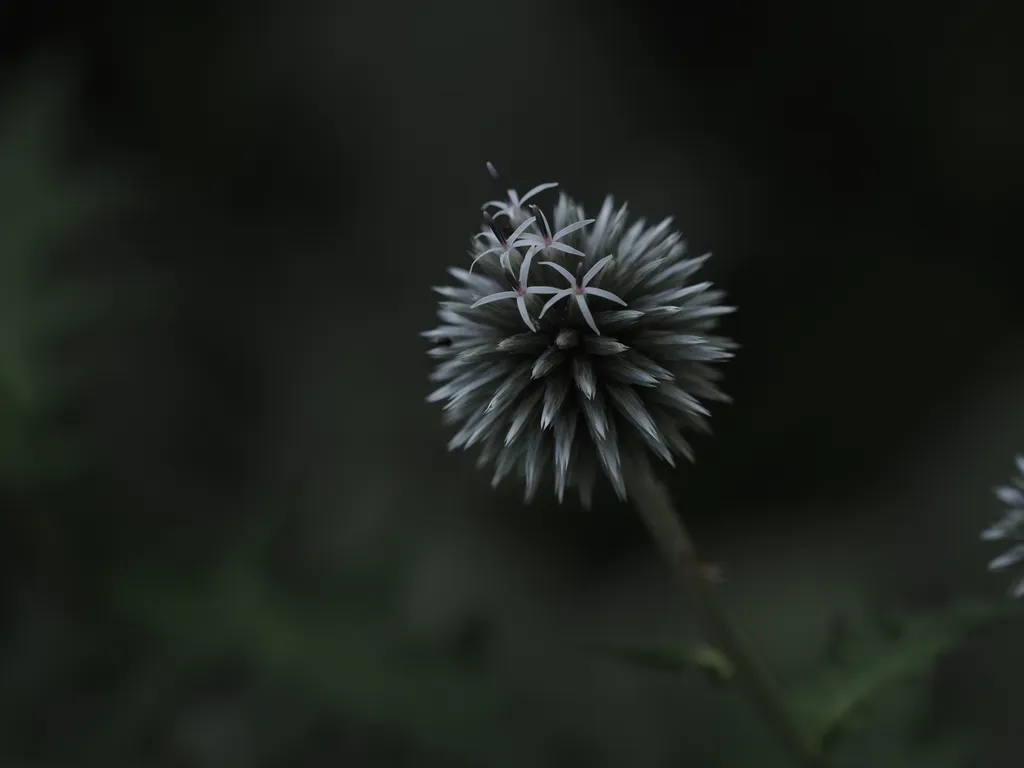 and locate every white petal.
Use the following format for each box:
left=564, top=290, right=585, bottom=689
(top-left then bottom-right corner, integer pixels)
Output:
left=471, top=291, right=517, bottom=308
left=513, top=233, right=545, bottom=246
left=516, top=296, right=537, bottom=331
left=539, top=260, right=577, bottom=287
left=468, top=246, right=502, bottom=273
left=575, top=293, right=600, bottom=335
left=585, top=287, right=628, bottom=306
left=474, top=245, right=504, bottom=257
left=506, top=215, right=537, bottom=246
left=519, top=244, right=542, bottom=286
left=539, top=290, right=571, bottom=317
left=582, top=255, right=615, bottom=287
left=526, top=285, right=561, bottom=295
left=549, top=242, right=587, bottom=259
left=500, top=246, right=519, bottom=274
left=552, top=218, right=595, bottom=240
left=517, top=182, right=559, bottom=205
left=531, top=205, right=554, bottom=241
